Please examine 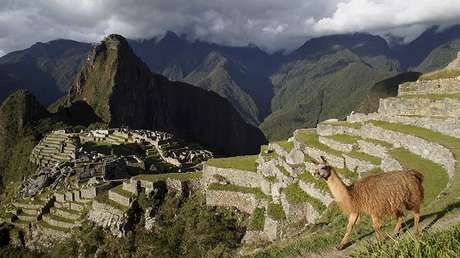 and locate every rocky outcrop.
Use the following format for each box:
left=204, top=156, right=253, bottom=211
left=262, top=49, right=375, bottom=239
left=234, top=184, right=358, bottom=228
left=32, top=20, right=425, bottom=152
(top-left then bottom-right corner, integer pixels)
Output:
left=66, top=34, right=267, bottom=156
